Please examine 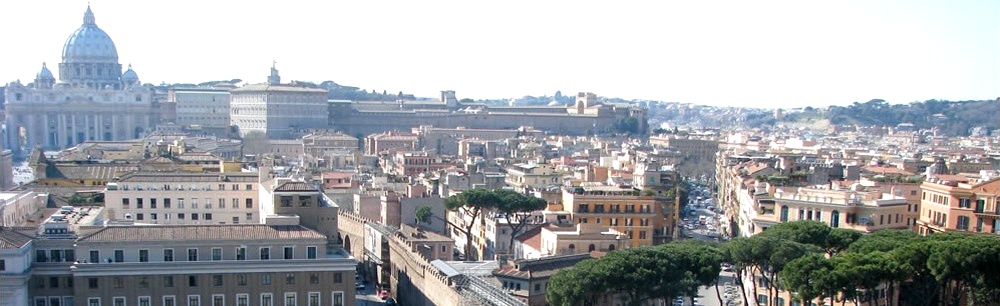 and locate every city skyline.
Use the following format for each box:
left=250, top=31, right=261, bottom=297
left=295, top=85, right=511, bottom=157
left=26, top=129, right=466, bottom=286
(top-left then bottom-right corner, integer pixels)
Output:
left=1, top=0, right=997, bottom=108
